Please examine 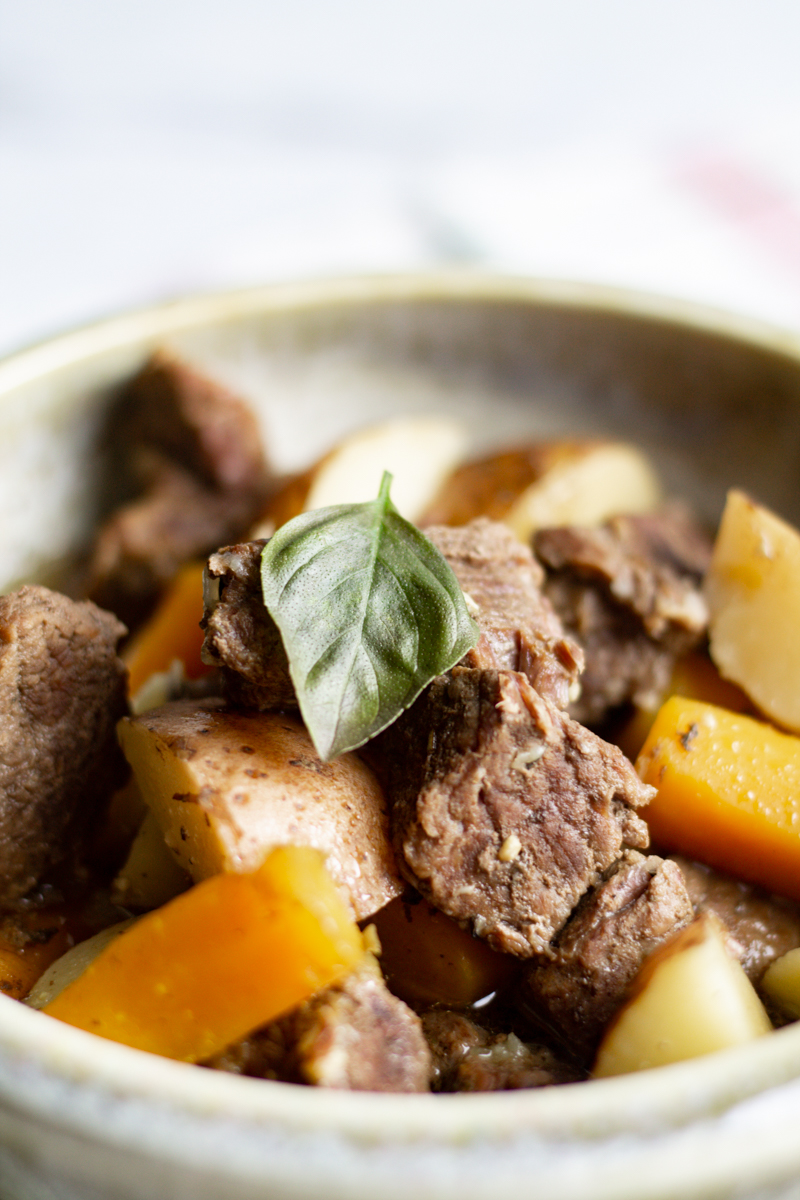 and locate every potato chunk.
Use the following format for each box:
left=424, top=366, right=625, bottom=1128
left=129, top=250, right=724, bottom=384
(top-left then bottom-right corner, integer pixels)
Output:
left=761, top=947, right=800, bottom=1019
left=261, top=416, right=467, bottom=530
left=593, top=916, right=771, bottom=1077
left=422, top=441, right=660, bottom=540
left=112, top=810, right=192, bottom=911
left=117, top=698, right=403, bottom=920
left=705, top=489, right=800, bottom=732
